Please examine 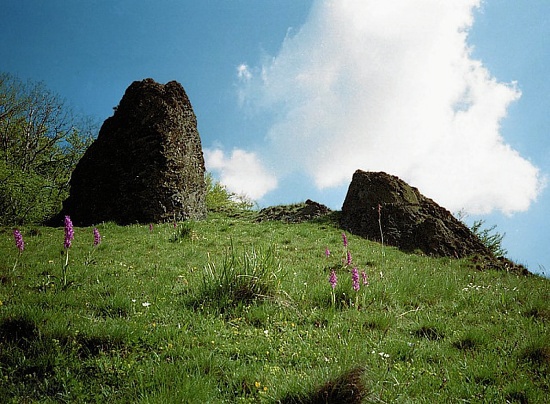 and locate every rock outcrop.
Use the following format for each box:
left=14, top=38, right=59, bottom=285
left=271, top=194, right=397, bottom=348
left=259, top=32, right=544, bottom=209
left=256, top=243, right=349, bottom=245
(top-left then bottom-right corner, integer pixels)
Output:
left=59, top=78, right=206, bottom=225
left=340, top=170, right=491, bottom=258
left=256, top=199, right=332, bottom=223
